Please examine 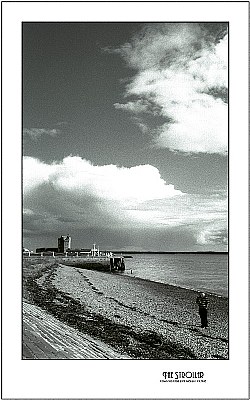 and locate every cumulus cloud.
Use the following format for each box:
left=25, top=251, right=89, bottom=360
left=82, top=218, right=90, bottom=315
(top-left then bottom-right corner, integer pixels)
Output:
left=23, top=155, right=183, bottom=203
left=114, top=100, right=149, bottom=114
left=23, top=156, right=227, bottom=250
left=114, top=99, right=162, bottom=116
left=23, top=155, right=183, bottom=248
left=126, top=190, right=228, bottom=246
left=197, top=225, right=228, bottom=245
left=113, top=23, right=228, bottom=154
left=23, top=128, right=60, bottom=139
